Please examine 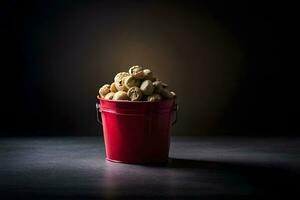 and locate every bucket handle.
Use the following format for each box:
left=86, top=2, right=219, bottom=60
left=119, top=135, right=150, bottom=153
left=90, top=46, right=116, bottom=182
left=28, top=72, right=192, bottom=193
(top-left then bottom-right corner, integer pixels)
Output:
left=172, top=103, right=178, bottom=125
left=96, top=102, right=102, bottom=125
left=96, top=101, right=178, bottom=126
